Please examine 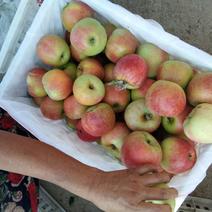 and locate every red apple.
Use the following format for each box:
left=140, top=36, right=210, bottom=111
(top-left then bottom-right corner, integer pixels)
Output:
left=81, top=103, right=116, bottom=137
left=66, top=117, right=78, bottom=130
left=64, top=95, right=87, bottom=120
left=161, top=137, right=196, bottom=174
left=40, top=97, right=63, bottom=120
left=131, top=79, right=155, bottom=101
left=33, top=97, right=45, bottom=106
left=104, top=63, right=115, bottom=82
left=42, top=69, right=73, bottom=101
left=76, top=120, right=100, bottom=142
left=26, top=68, right=47, bottom=97
left=145, top=80, right=186, bottom=116
left=37, top=35, right=70, bottom=67
left=73, top=74, right=105, bottom=106
left=105, top=28, right=138, bottom=63
left=157, top=60, right=193, bottom=88
left=137, top=43, right=169, bottom=78
left=70, top=45, right=87, bottom=62
left=162, top=105, right=192, bottom=134
left=61, top=1, right=93, bottom=32
left=100, top=122, right=130, bottom=159
left=186, top=72, right=212, bottom=106
left=113, top=54, right=148, bottom=89
left=124, top=99, right=161, bottom=132
left=121, top=131, right=162, bottom=168
left=103, top=84, right=130, bottom=113
left=70, top=18, right=107, bottom=57
left=77, top=58, right=104, bottom=80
